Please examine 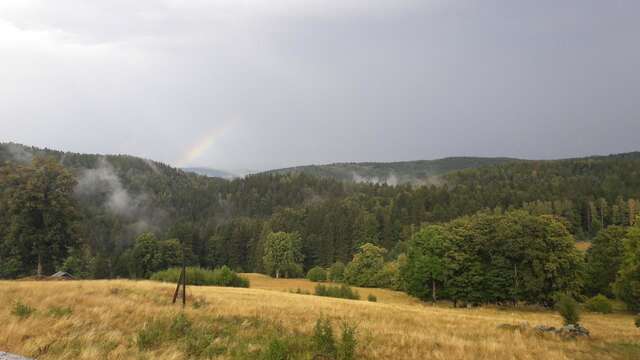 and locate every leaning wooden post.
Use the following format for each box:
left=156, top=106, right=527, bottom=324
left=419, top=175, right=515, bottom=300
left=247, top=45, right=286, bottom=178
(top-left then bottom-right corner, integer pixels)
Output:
left=182, top=255, right=186, bottom=308
left=172, top=241, right=188, bottom=307
left=172, top=267, right=184, bottom=304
